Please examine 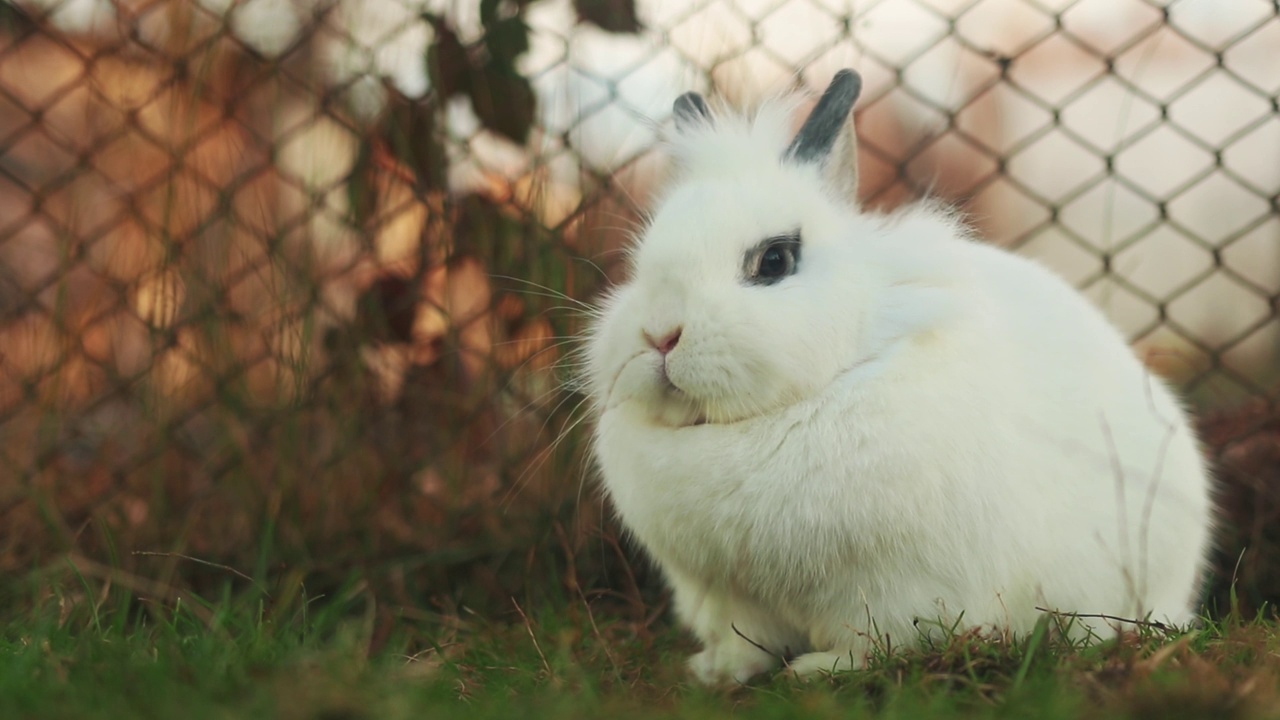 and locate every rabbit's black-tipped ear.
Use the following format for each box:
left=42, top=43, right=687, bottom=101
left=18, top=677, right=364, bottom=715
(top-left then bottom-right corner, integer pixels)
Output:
left=788, top=69, right=863, bottom=206
left=786, top=70, right=862, bottom=165
left=673, top=92, right=712, bottom=131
